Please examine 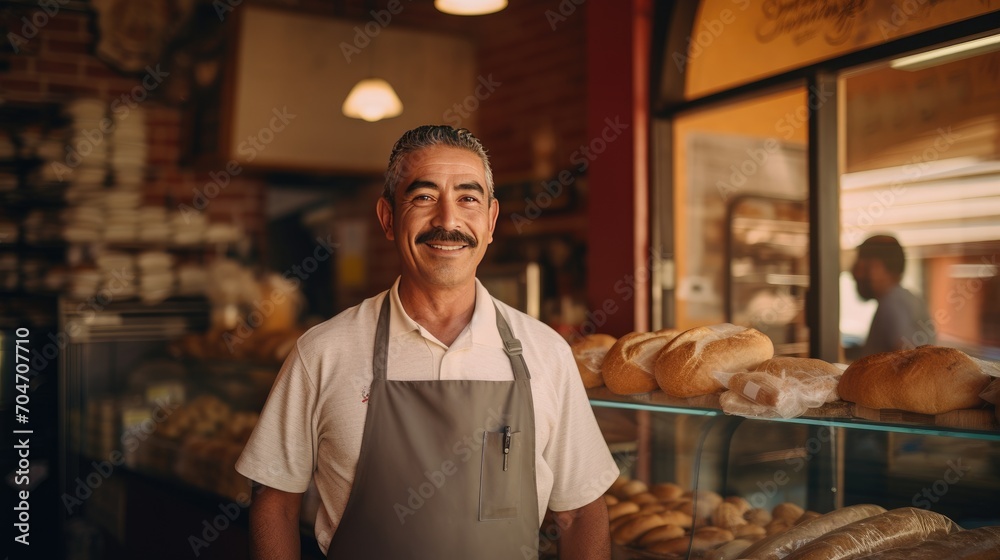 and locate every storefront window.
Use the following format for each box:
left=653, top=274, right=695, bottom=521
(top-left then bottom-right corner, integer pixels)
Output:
left=839, top=47, right=1000, bottom=359
left=672, top=88, right=811, bottom=355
